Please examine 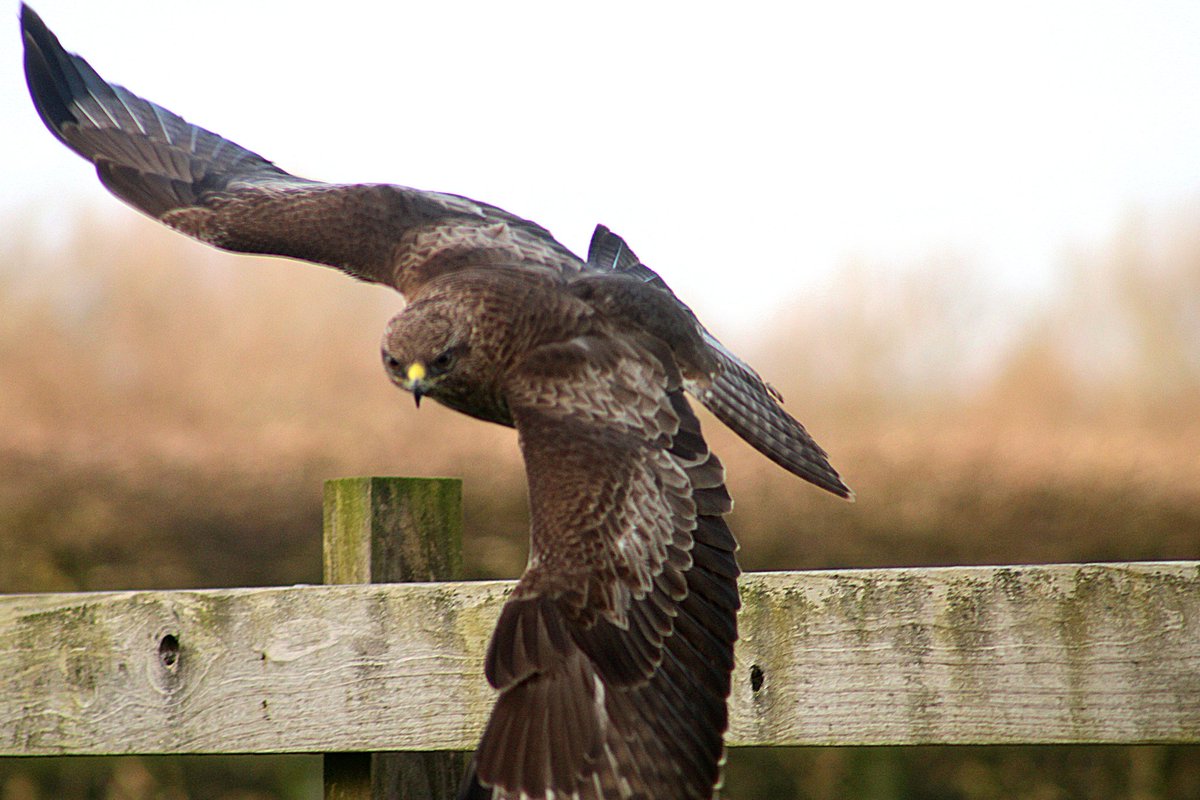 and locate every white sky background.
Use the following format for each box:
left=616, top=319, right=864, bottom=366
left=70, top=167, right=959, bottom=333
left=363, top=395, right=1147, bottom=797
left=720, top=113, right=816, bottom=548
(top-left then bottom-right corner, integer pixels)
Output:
left=3, top=0, right=1200, bottom=339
